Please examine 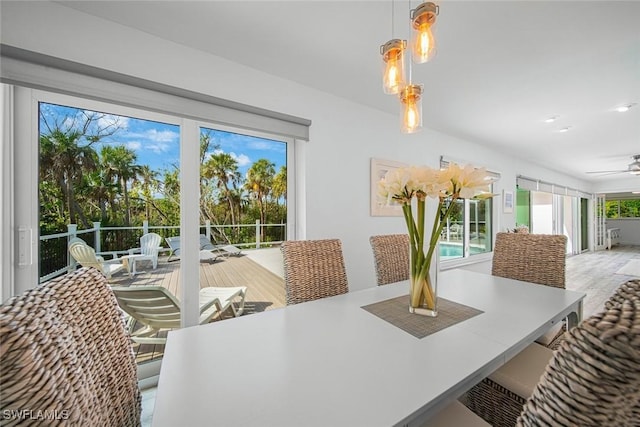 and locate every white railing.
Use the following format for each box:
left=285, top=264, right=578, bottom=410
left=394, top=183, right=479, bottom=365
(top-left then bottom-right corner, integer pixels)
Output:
left=40, top=220, right=286, bottom=283
left=606, top=228, right=620, bottom=250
